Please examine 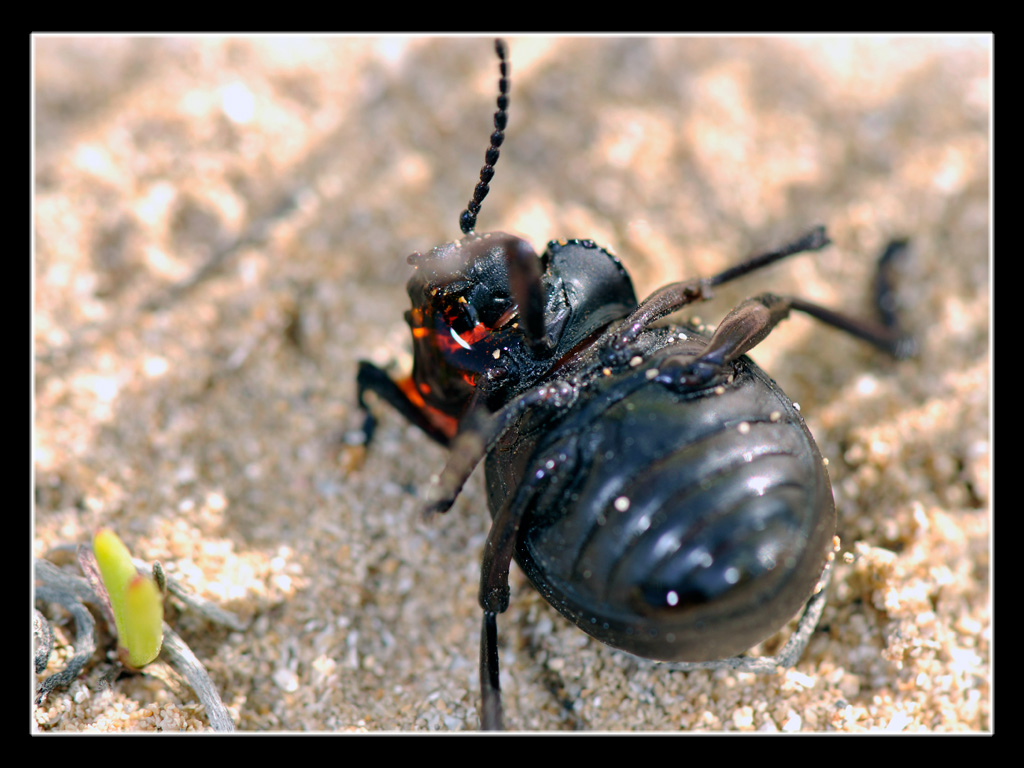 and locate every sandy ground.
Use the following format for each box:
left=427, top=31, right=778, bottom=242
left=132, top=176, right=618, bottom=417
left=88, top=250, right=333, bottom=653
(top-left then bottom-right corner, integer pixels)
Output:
left=33, top=35, right=990, bottom=732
